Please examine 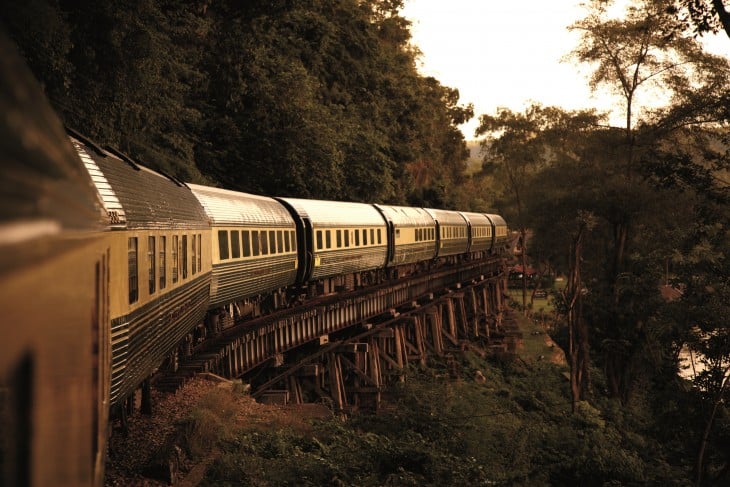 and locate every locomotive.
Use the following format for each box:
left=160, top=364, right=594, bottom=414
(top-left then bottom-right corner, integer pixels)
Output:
left=0, top=38, right=508, bottom=487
